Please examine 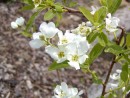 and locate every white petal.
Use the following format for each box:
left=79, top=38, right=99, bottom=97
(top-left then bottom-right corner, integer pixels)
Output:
left=39, top=22, right=47, bottom=32
left=66, top=43, right=77, bottom=54
left=78, top=90, right=84, bottom=95
left=78, top=41, right=90, bottom=55
left=48, top=22, right=55, bottom=27
left=32, top=32, right=43, bottom=39
left=116, top=69, right=122, bottom=73
left=29, top=39, right=44, bottom=49
left=68, top=61, right=80, bottom=70
left=69, top=88, right=78, bottom=96
left=11, top=22, right=18, bottom=29
left=45, top=45, right=59, bottom=60
left=107, top=13, right=111, bottom=18
left=15, top=17, right=25, bottom=26
left=61, top=82, right=68, bottom=93
left=54, top=85, right=61, bottom=94
left=57, top=57, right=66, bottom=63
left=79, top=55, right=88, bottom=64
